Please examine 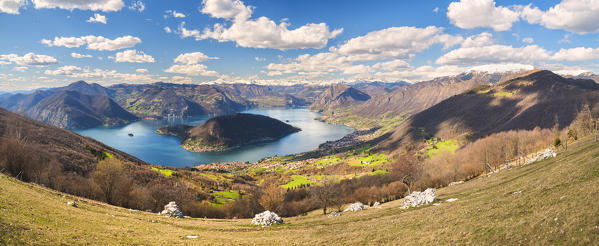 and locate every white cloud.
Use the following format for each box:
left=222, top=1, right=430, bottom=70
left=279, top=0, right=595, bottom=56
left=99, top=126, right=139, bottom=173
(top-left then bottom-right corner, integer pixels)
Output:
left=558, top=34, right=572, bottom=44
left=433, top=7, right=439, bottom=13
left=173, top=52, right=218, bottom=65
left=447, top=0, right=520, bottom=31
left=164, top=51, right=219, bottom=76
left=12, top=66, right=28, bottom=72
left=169, top=75, right=193, bottom=84
left=0, top=0, right=25, bottom=14
left=128, top=0, right=144, bottom=12
left=265, top=26, right=464, bottom=79
left=436, top=45, right=551, bottom=65
left=164, top=64, right=219, bottom=77
left=254, top=56, right=266, bottom=62
left=335, top=26, right=462, bottom=61
left=461, top=32, right=494, bottom=48
left=200, top=0, right=252, bottom=20
left=113, top=49, right=155, bottom=63
left=41, top=35, right=141, bottom=51
left=44, top=65, right=83, bottom=75
left=71, top=52, right=93, bottom=58
left=32, top=0, right=124, bottom=12
left=520, top=0, right=599, bottom=34
left=188, top=0, right=342, bottom=50
left=468, top=63, right=534, bottom=73
left=166, top=10, right=185, bottom=18
left=164, top=26, right=172, bottom=33
left=522, top=37, right=534, bottom=44
left=551, top=47, right=599, bottom=61
left=135, top=68, right=148, bottom=73
left=87, top=13, right=107, bottom=24
left=0, top=53, right=58, bottom=66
